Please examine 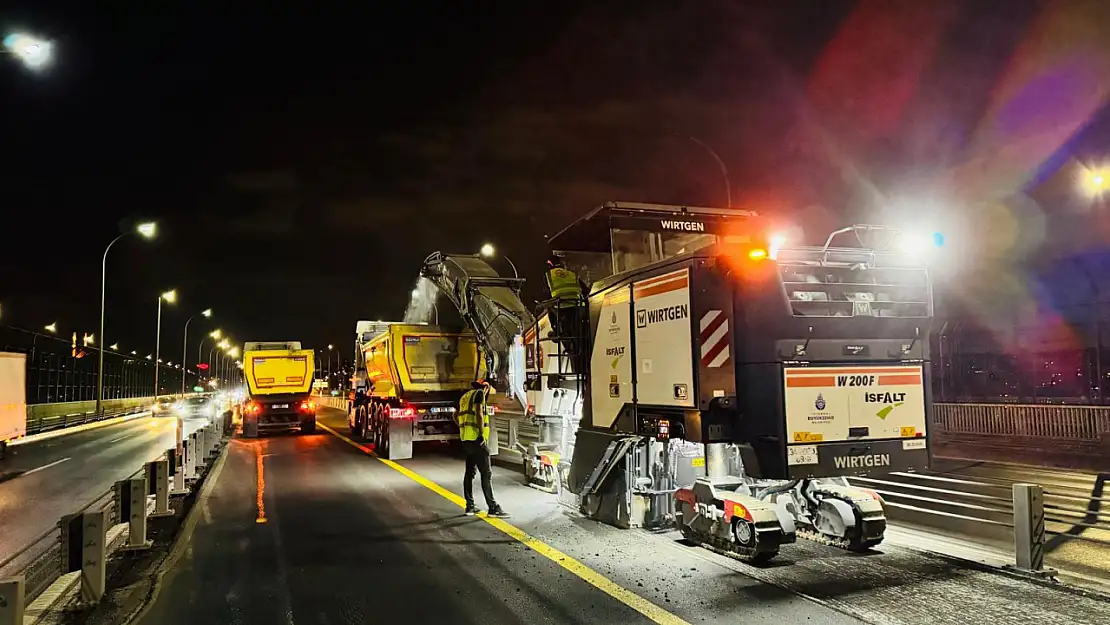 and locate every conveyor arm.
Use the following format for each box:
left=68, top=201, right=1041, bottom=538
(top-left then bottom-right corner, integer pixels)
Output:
left=420, top=253, right=536, bottom=408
